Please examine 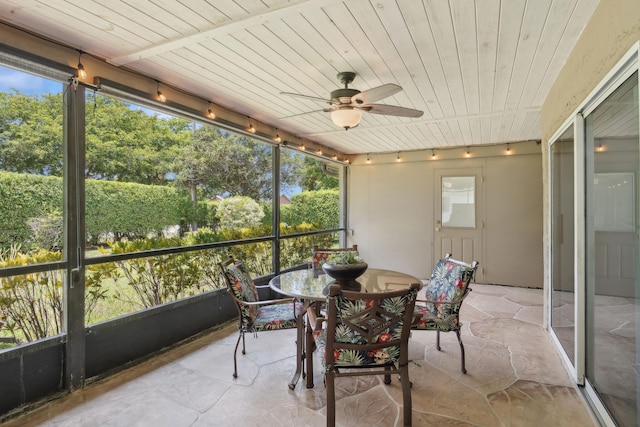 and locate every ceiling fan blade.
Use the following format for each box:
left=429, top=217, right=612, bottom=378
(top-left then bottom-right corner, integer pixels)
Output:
left=352, top=83, right=402, bottom=105
left=363, top=104, right=424, bottom=118
left=278, top=109, right=327, bottom=119
left=280, top=91, right=331, bottom=103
